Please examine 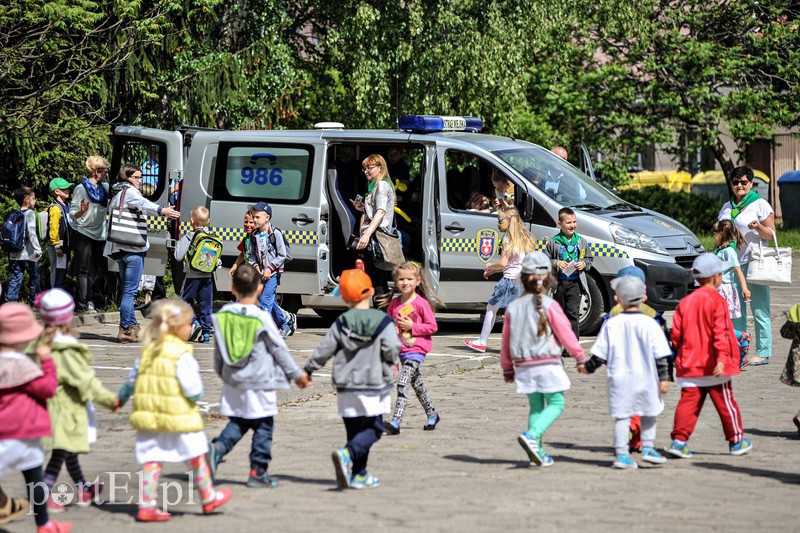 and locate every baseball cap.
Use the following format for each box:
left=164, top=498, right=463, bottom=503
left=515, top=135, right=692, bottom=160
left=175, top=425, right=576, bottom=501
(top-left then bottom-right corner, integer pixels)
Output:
left=0, top=303, right=44, bottom=345
left=691, top=253, right=723, bottom=279
left=521, top=251, right=551, bottom=275
left=610, top=275, right=646, bottom=306
left=616, top=265, right=646, bottom=283
left=36, top=288, right=75, bottom=326
left=49, top=177, right=74, bottom=193
left=249, top=202, right=273, bottom=217
left=338, top=269, right=375, bottom=304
